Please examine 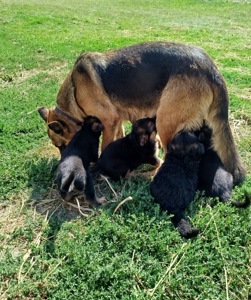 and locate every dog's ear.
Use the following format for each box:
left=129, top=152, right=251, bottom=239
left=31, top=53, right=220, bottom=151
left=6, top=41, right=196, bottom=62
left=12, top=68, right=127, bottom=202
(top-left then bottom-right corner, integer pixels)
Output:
left=91, top=121, right=104, bottom=133
left=38, top=107, right=49, bottom=122
left=48, top=121, right=64, bottom=135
